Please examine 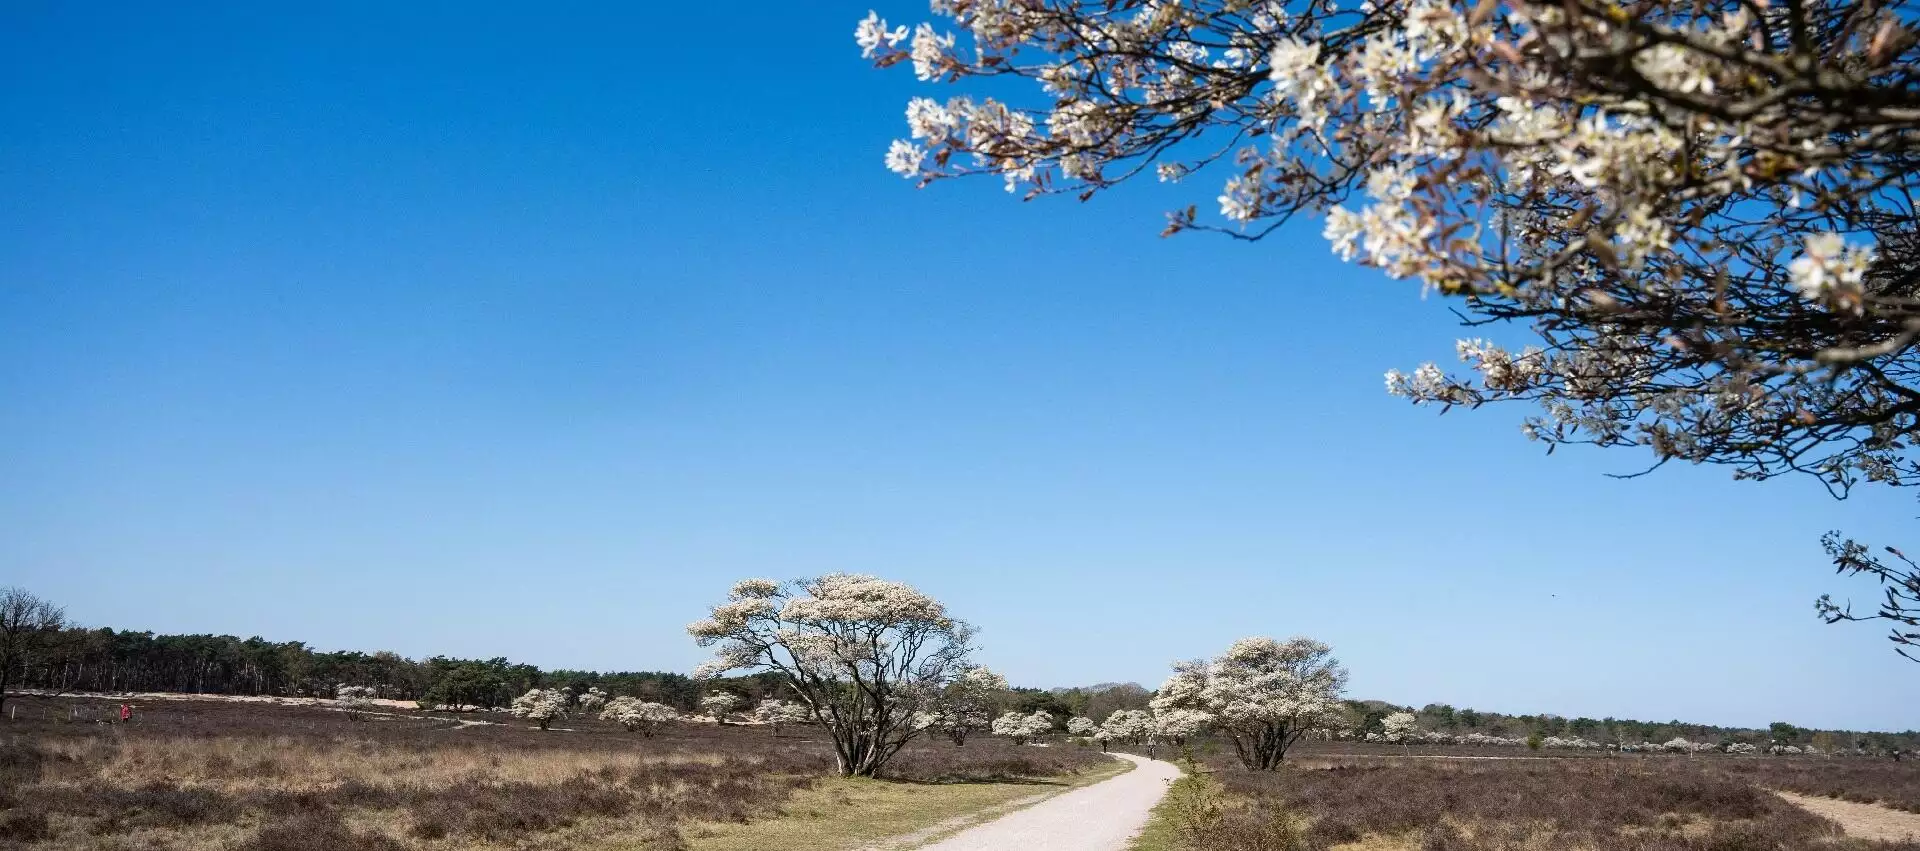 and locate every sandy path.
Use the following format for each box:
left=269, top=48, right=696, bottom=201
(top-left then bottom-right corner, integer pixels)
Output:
left=908, top=753, right=1180, bottom=851
left=1777, top=791, right=1920, bottom=843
